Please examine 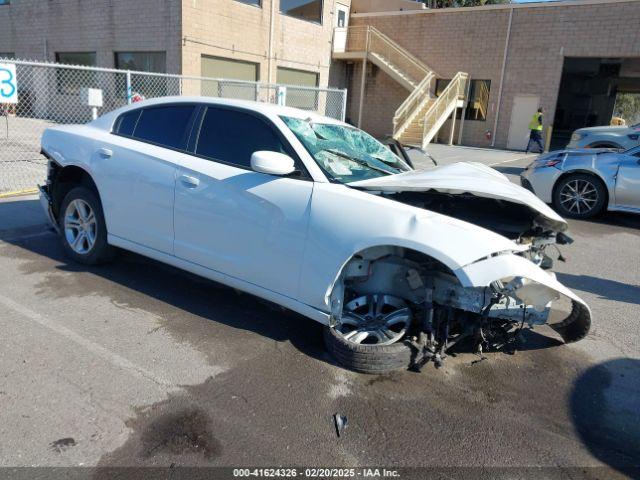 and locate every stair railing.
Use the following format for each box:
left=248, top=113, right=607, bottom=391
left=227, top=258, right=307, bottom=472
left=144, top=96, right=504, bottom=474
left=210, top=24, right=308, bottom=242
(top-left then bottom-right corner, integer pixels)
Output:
left=421, top=72, right=469, bottom=148
left=366, top=27, right=433, bottom=83
left=339, top=26, right=432, bottom=84
left=392, top=71, right=435, bottom=138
